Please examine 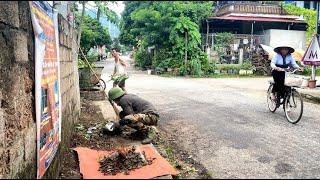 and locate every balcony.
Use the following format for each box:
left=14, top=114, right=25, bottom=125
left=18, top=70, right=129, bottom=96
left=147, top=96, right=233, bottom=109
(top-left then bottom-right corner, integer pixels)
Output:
left=216, top=3, right=287, bottom=17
